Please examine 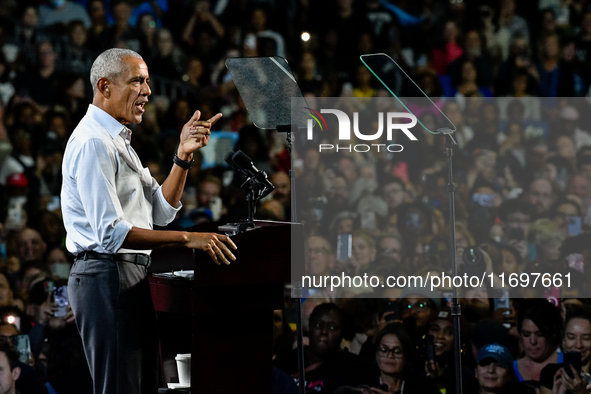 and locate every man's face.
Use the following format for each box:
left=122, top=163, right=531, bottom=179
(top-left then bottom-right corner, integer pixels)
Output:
left=543, top=10, right=556, bottom=31
left=328, top=176, right=349, bottom=204
left=156, top=31, right=174, bottom=56
left=305, top=237, right=332, bottom=275
left=568, top=176, right=589, bottom=198
left=382, top=182, right=405, bottom=209
left=139, top=14, right=156, bottom=34
left=0, top=352, right=18, bottom=394
left=378, top=237, right=401, bottom=263
left=113, top=3, right=132, bottom=25
left=270, top=172, right=290, bottom=203
left=38, top=42, right=56, bottom=68
left=49, top=116, right=67, bottom=137
left=71, top=24, right=87, bottom=46
left=557, top=136, right=576, bottom=160
left=23, top=7, right=38, bottom=27
left=18, top=229, right=46, bottom=263
left=503, top=212, right=530, bottom=237
left=197, top=181, right=220, bottom=207
left=309, top=311, right=342, bottom=359
left=476, top=360, right=509, bottom=391
left=106, top=57, right=151, bottom=125
left=0, top=326, right=18, bottom=357
left=502, top=0, right=515, bottom=13
left=553, top=203, right=579, bottom=235
left=89, top=0, right=105, bottom=19
left=401, top=297, right=432, bottom=328
left=528, top=179, right=552, bottom=215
